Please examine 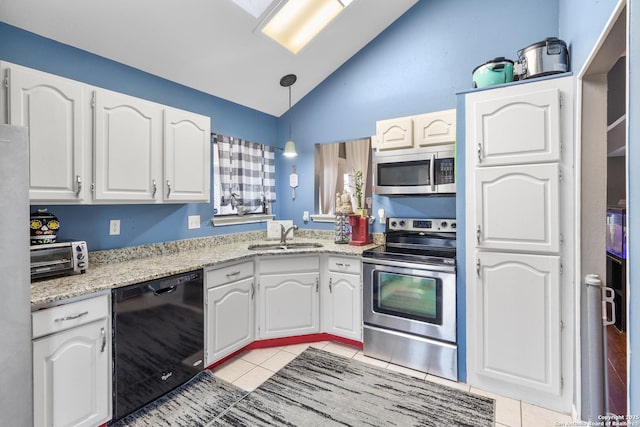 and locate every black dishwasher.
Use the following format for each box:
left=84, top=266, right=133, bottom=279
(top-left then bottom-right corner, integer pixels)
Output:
left=111, top=270, right=204, bottom=422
